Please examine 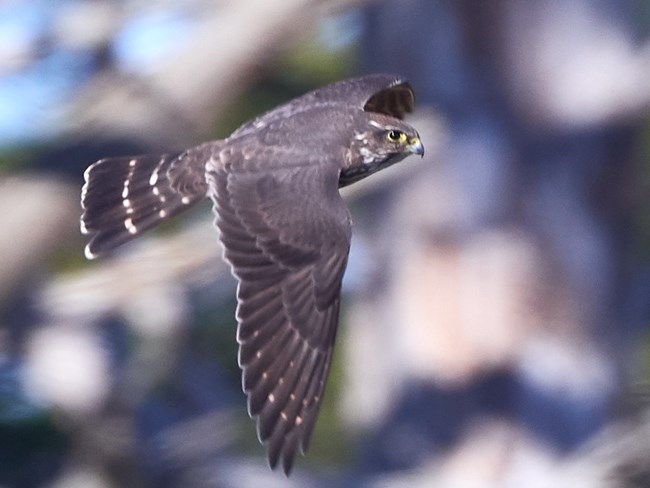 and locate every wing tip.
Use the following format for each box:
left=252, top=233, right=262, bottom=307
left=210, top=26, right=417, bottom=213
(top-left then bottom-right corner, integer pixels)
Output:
left=266, top=443, right=298, bottom=477
left=360, top=73, right=416, bottom=119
